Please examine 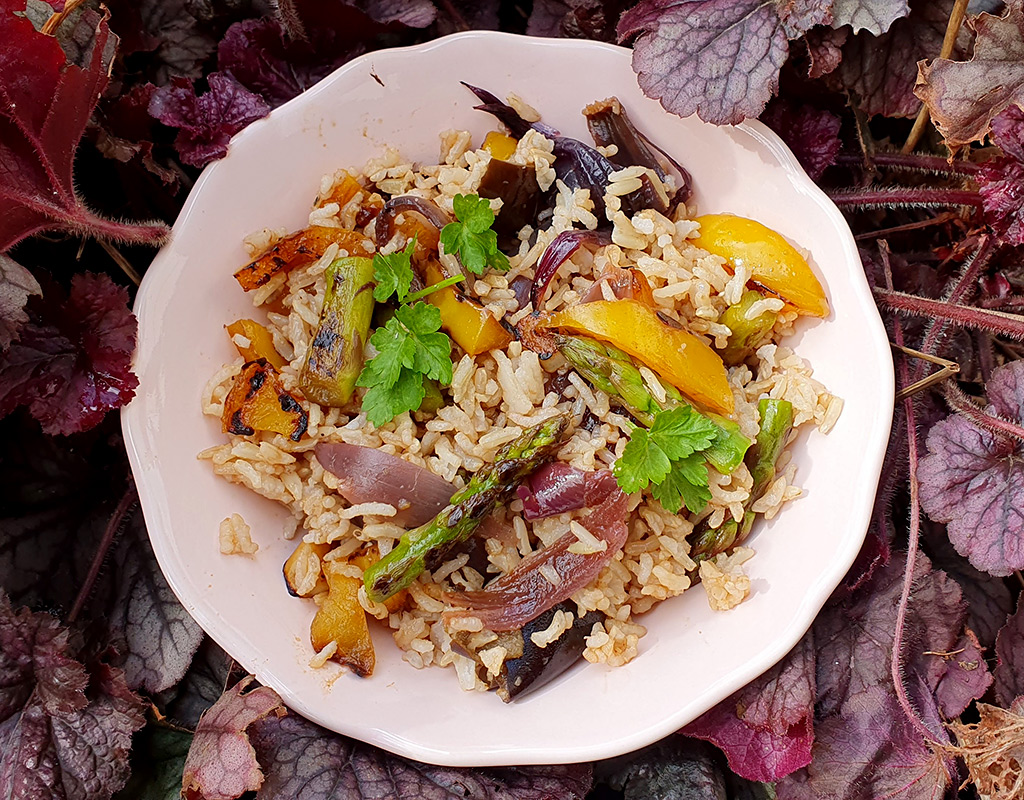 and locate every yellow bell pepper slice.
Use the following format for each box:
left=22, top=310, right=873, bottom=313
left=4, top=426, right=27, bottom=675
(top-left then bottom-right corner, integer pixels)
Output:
left=226, top=319, right=286, bottom=370
left=541, top=299, right=734, bottom=415
left=482, top=131, right=518, bottom=162
left=692, top=214, right=829, bottom=317
left=423, top=260, right=513, bottom=356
